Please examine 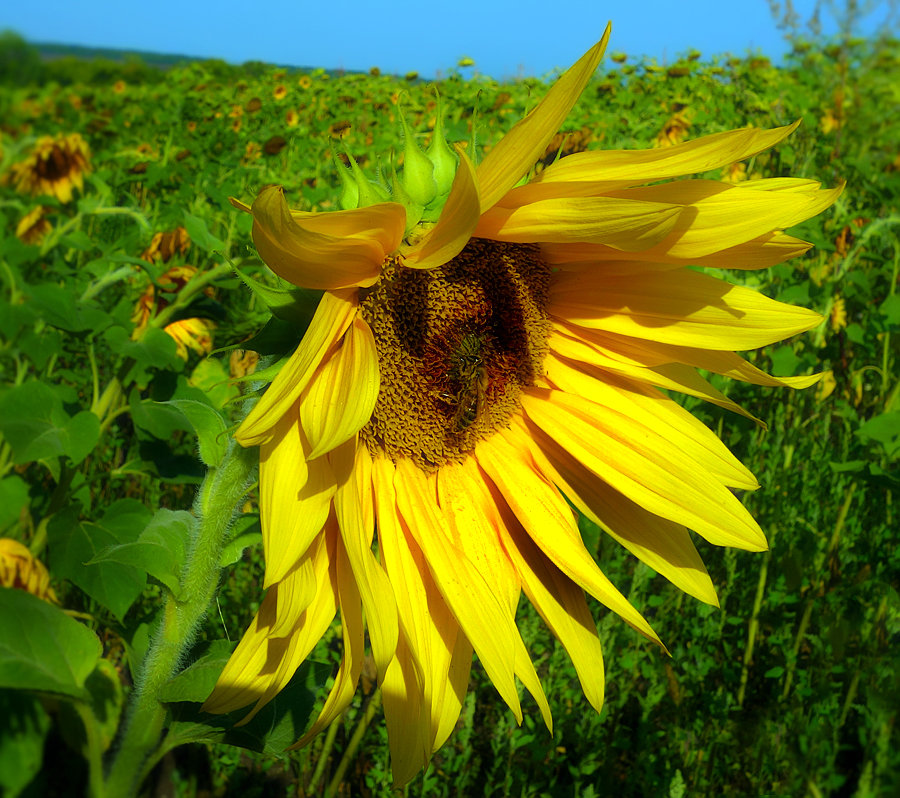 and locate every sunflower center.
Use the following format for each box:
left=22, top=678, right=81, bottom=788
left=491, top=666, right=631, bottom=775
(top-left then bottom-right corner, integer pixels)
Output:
left=359, top=238, right=551, bottom=471
left=36, top=144, right=76, bottom=182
